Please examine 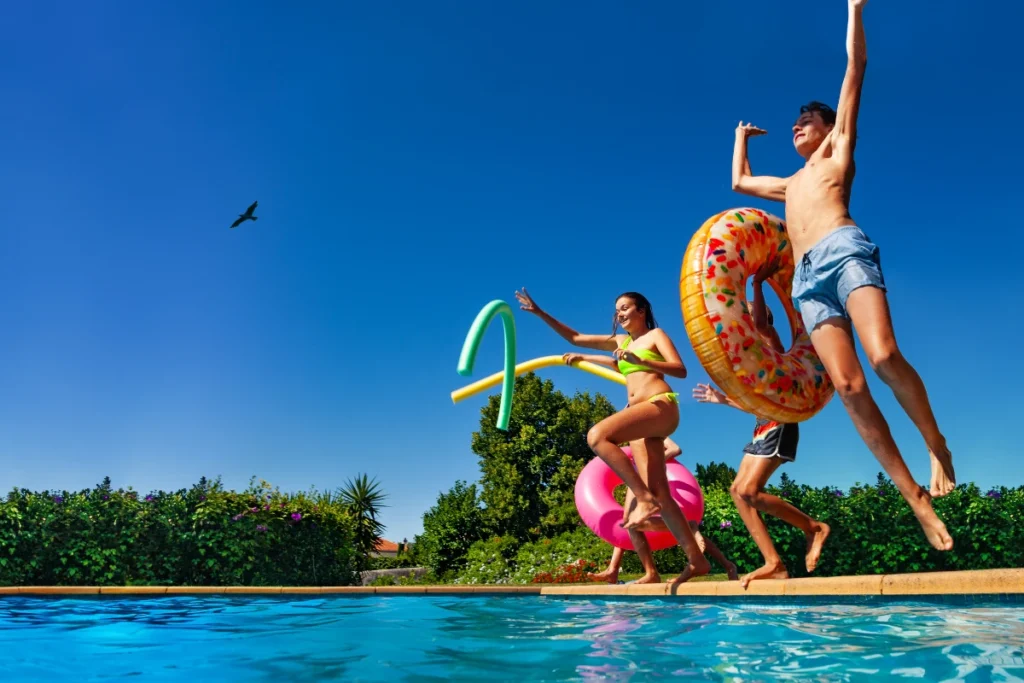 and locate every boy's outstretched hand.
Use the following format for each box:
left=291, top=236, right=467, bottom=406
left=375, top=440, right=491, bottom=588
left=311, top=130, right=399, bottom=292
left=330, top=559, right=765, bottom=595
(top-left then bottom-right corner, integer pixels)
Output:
left=736, top=121, right=767, bottom=138
left=693, top=383, right=727, bottom=405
